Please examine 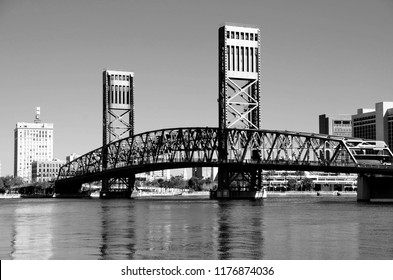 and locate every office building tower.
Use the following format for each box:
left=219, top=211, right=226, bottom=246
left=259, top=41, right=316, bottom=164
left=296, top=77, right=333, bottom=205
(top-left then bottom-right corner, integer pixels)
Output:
left=319, top=114, right=352, bottom=137
left=218, top=23, right=261, bottom=130
left=352, top=102, right=393, bottom=151
left=32, top=159, right=65, bottom=182
left=14, top=107, right=54, bottom=182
